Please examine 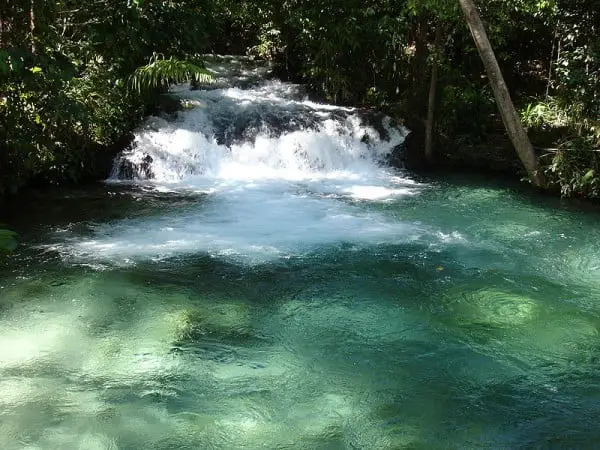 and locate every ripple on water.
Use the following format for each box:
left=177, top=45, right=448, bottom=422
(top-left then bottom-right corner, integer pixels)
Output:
left=511, top=315, right=599, bottom=365
left=444, top=287, right=541, bottom=328
left=436, top=283, right=600, bottom=389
